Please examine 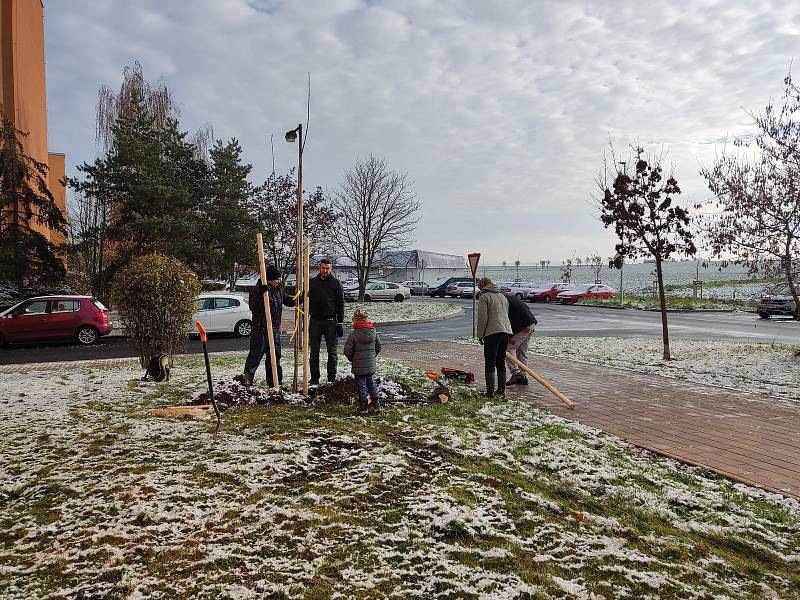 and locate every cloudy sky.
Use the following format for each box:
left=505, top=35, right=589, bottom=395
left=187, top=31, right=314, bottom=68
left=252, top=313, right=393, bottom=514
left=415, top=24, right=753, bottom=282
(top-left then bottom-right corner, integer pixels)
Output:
left=43, top=0, right=799, bottom=264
